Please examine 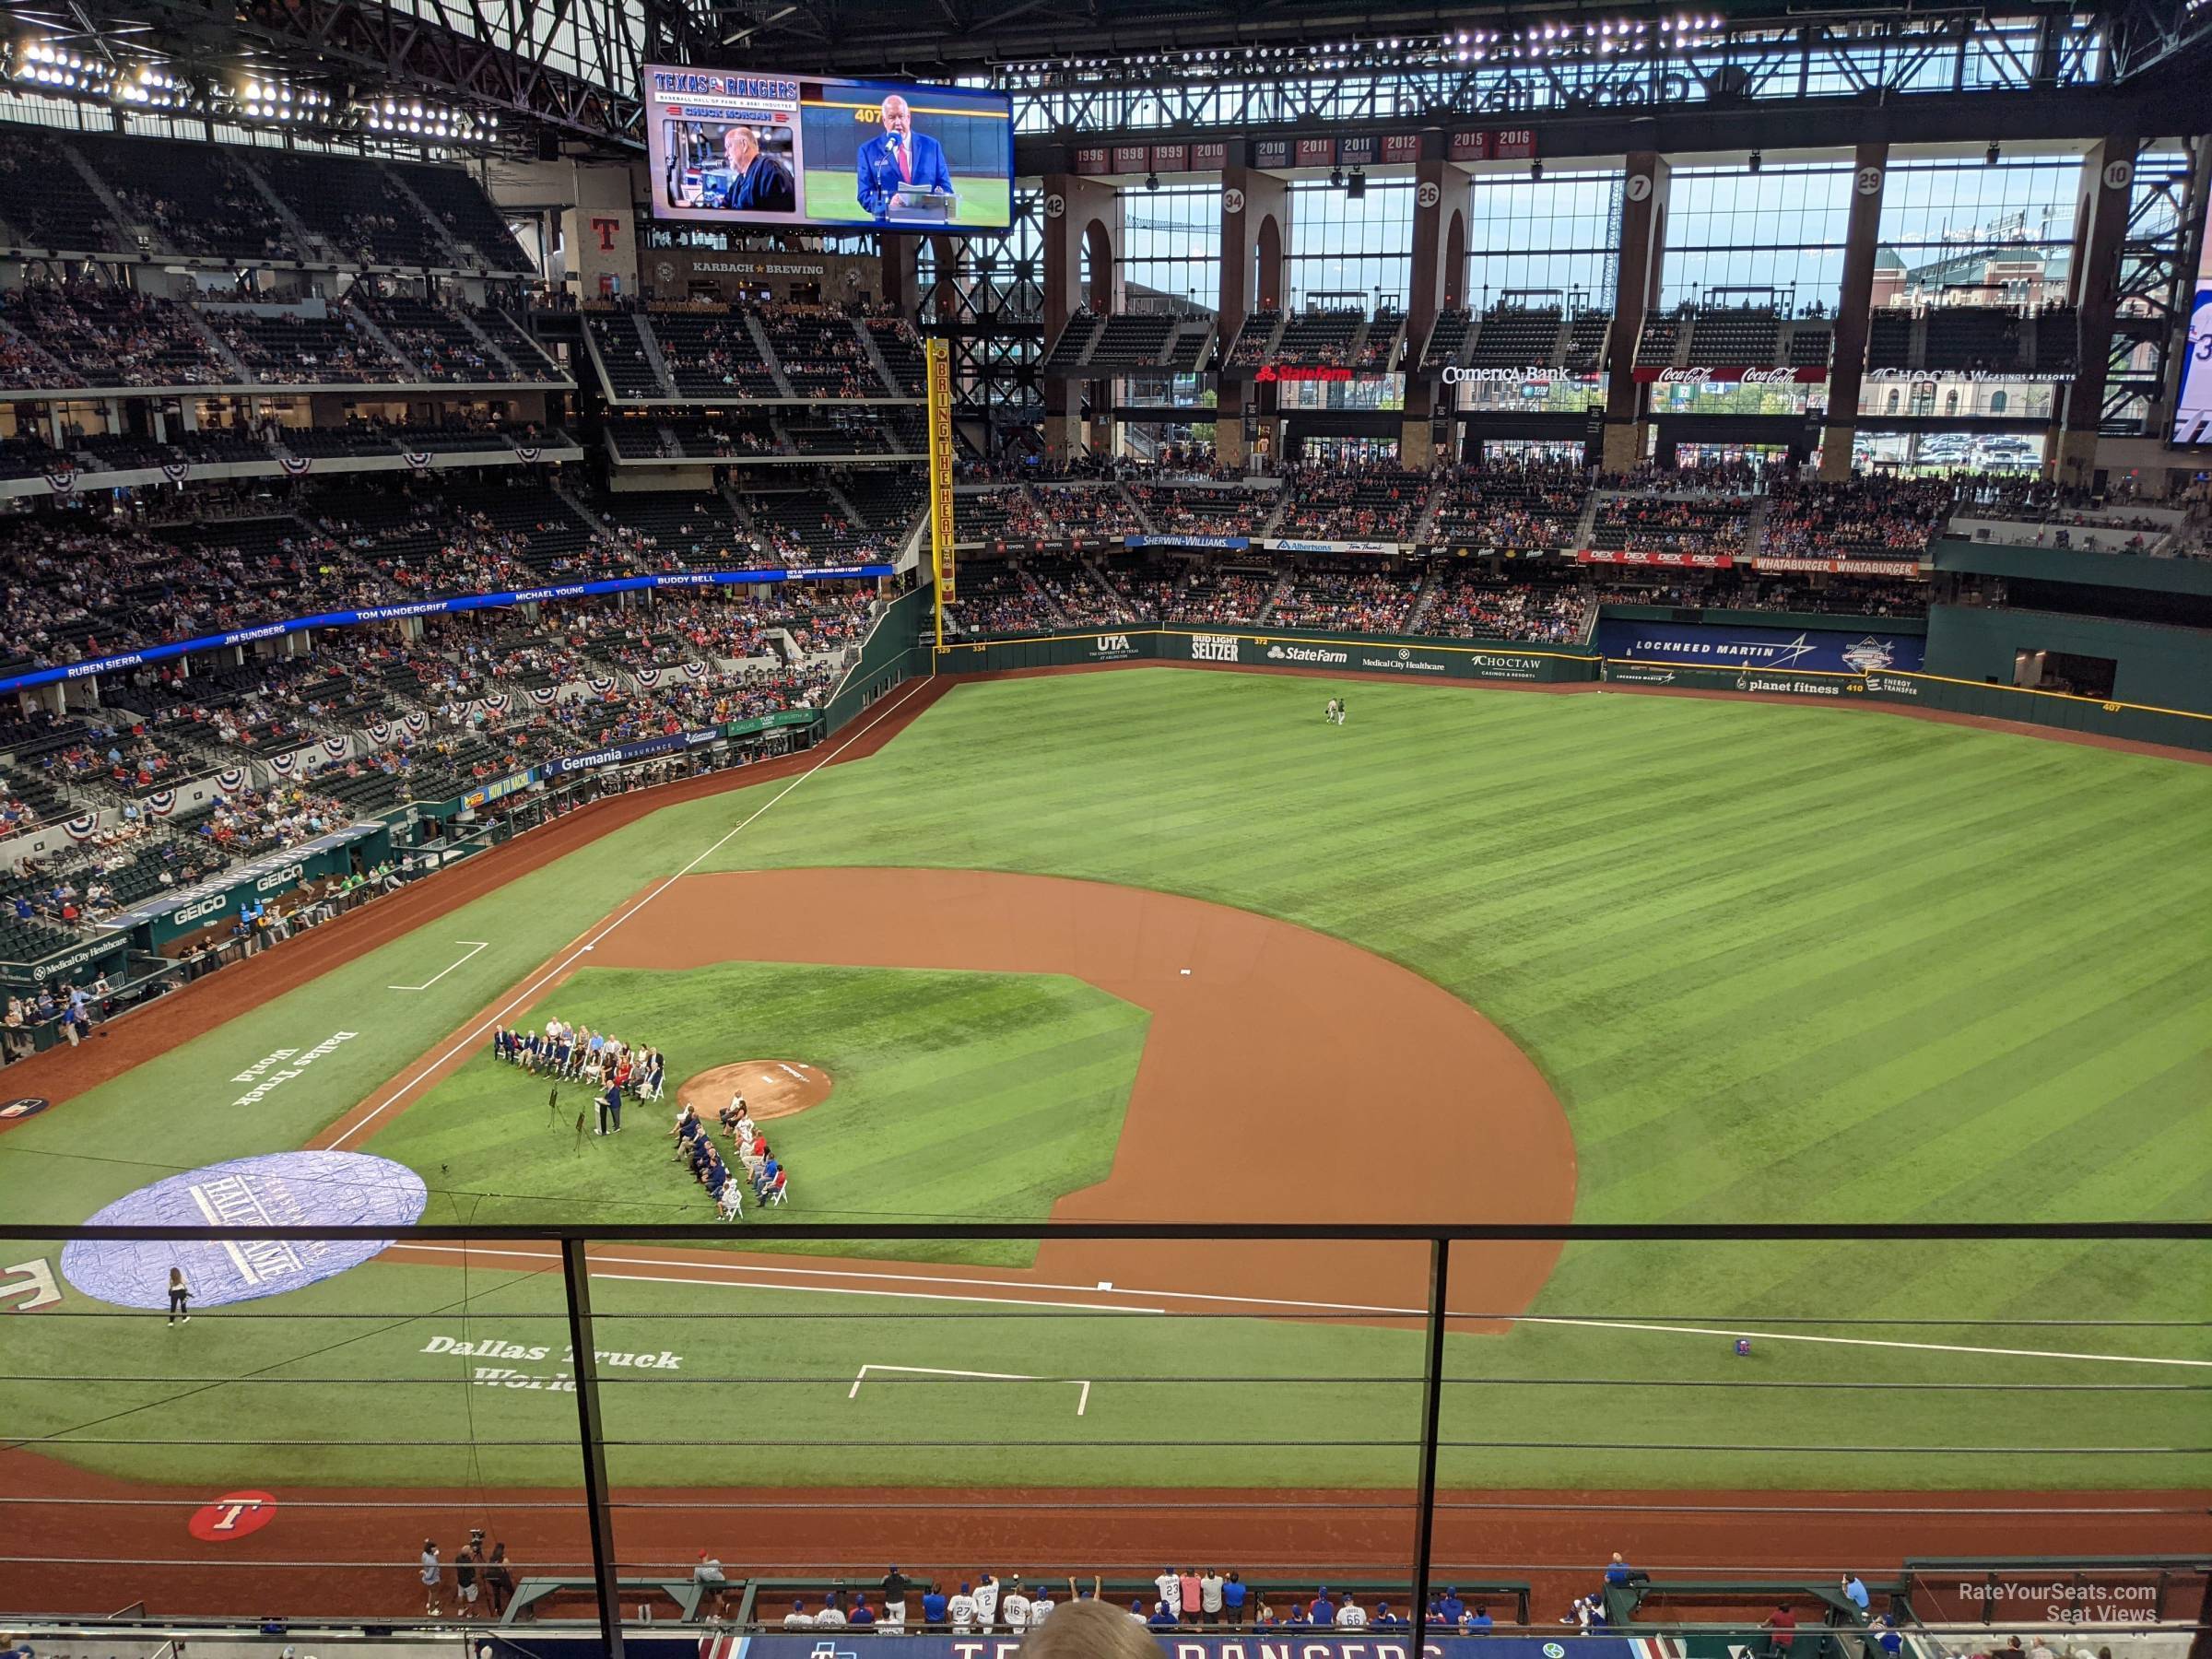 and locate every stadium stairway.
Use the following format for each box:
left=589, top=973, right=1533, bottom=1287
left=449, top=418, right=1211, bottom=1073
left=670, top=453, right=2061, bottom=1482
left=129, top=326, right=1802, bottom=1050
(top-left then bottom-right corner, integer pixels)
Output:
left=235, top=161, right=328, bottom=262
left=339, top=300, right=412, bottom=370
left=1403, top=564, right=1445, bottom=630
left=631, top=313, right=679, bottom=397
left=1572, top=489, right=1604, bottom=549
left=718, top=481, right=767, bottom=542
left=1254, top=566, right=1295, bottom=624
left=740, top=312, right=798, bottom=397
left=180, top=305, right=253, bottom=381
left=1410, top=483, right=1448, bottom=546
left=855, top=324, right=904, bottom=396
left=378, top=163, right=476, bottom=267
left=57, top=146, right=139, bottom=247
left=0, top=318, right=68, bottom=387
left=1743, top=493, right=1775, bottom=560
